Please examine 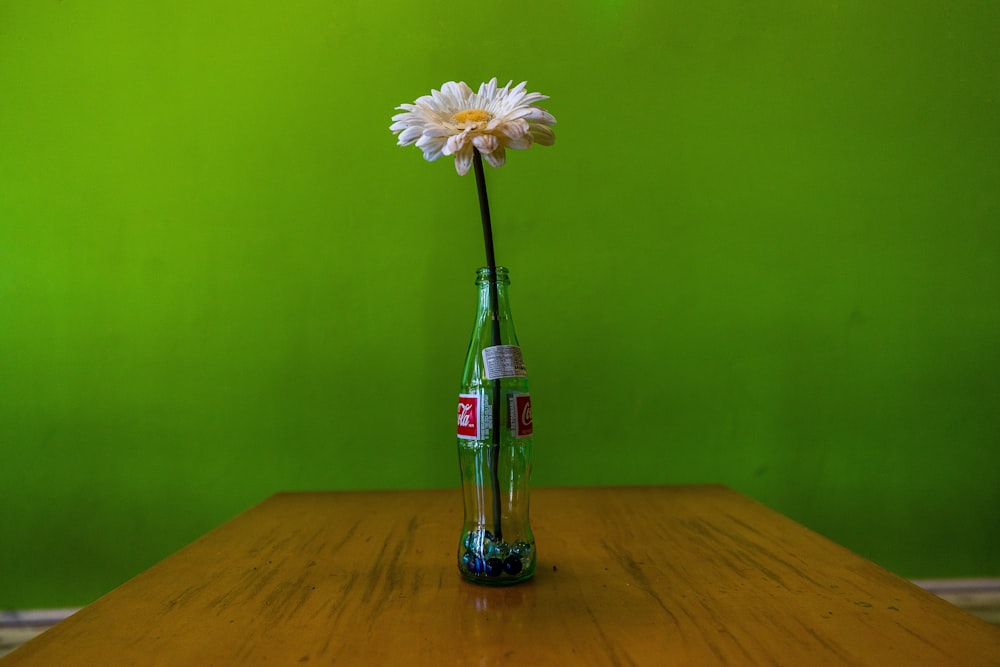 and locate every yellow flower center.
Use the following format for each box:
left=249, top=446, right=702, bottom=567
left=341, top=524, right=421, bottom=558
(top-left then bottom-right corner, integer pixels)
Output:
left=453, top=109, right=491, bottom=124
